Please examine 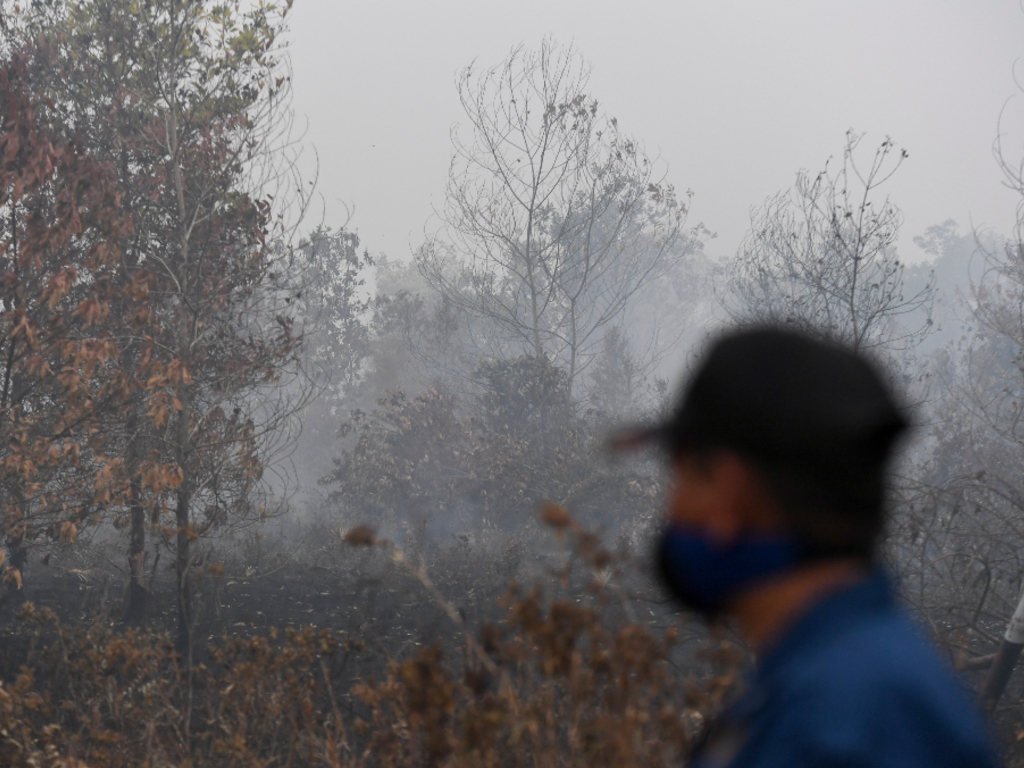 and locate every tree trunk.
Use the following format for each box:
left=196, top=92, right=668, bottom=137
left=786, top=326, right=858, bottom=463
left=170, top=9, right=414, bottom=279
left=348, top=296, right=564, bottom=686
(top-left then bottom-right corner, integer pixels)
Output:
left=175, top=477, right=192, bottom=656
left=6, top=514, right=27, bottom=597
left=122, top=405, right=149, bottom=622
left=123, top=476, right=148, bottom=622
left=167, top=97, right=194, bottom=659
left=174, top=377, right=193, bottom=656
left=980, top=583, right=1024, bottom=710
